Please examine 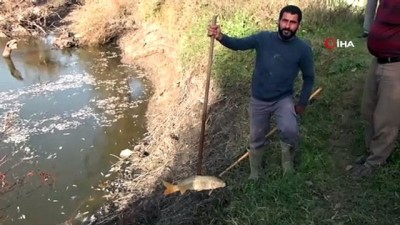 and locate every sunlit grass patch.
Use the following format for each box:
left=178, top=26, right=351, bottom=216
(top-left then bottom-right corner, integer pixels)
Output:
left=200, top=4, right=400, bottom=225
left=213, top=173, right=332, bottom=225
